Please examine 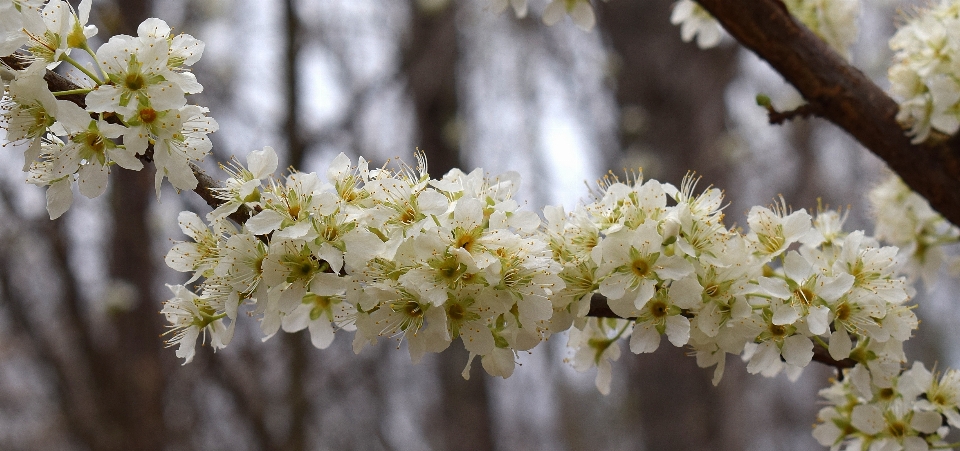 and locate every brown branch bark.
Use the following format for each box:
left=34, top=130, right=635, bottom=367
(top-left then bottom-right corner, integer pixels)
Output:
left=694, top=0, right=960, bottom=227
